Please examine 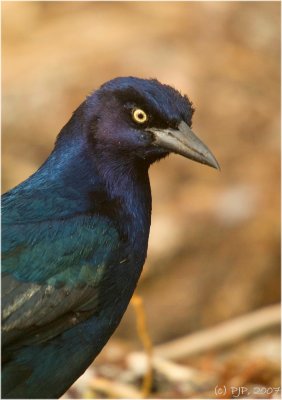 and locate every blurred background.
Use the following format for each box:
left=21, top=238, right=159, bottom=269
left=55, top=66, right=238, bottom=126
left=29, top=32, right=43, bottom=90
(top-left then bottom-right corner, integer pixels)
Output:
left=2, top=2, right=280, bottom=399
